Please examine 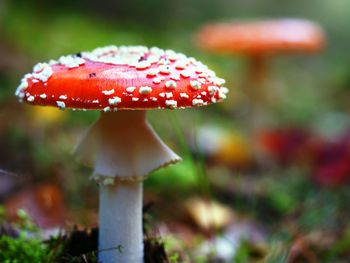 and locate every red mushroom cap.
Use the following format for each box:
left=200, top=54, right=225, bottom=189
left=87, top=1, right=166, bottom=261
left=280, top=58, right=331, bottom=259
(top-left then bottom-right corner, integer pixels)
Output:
left=196, top=19, right=325, bottom=55
left=16, top=46, right=228, bottom=111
